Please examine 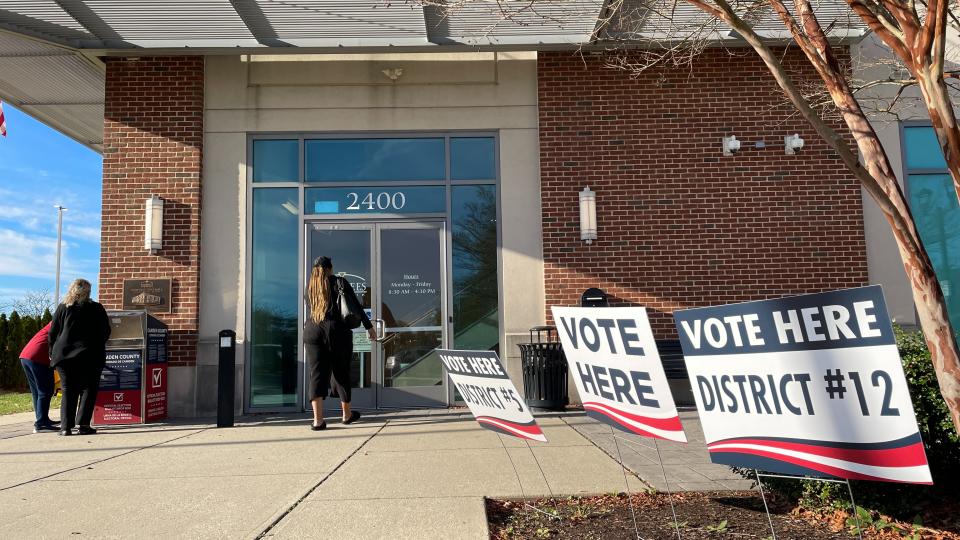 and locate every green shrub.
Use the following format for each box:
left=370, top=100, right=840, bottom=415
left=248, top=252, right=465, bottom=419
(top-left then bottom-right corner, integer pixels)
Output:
left=734, top=326, right=960, bottom=518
